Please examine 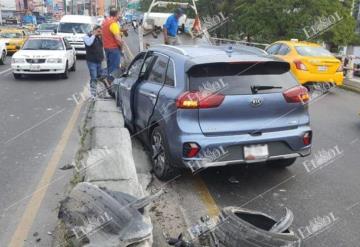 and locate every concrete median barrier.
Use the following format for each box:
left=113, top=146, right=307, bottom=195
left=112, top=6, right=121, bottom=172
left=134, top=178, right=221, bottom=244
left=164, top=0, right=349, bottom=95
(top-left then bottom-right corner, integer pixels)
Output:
left=57, top=99, right=153, bottom=247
